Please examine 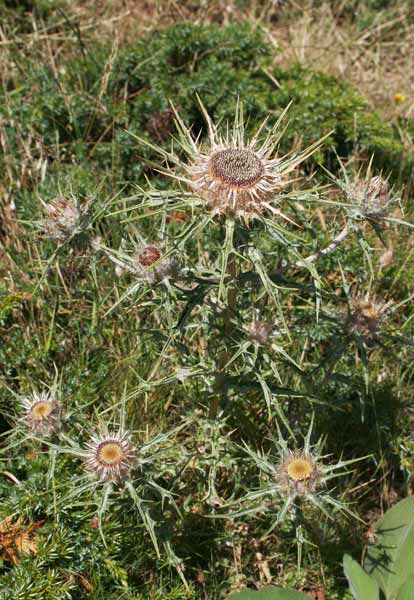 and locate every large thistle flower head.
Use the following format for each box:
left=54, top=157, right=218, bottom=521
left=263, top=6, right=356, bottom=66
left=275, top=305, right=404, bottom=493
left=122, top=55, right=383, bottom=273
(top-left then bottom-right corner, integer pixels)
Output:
left=147, top=98, right=325, bottom=220
left=277, top=449, right=322, bottom=498
left=83, top=425, right=136, bottom=484
left=21, top=390, right=63, bottom=435
left=273, top=422, right=337, bottom=512
left=182, top=101, right=324, bottom=218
